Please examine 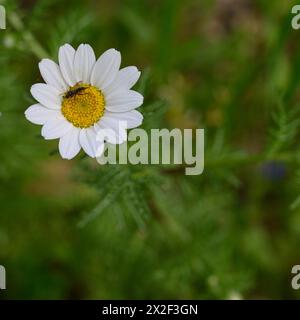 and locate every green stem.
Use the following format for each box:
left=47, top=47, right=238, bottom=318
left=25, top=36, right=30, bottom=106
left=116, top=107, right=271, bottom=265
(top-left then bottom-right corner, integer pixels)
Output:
left=206, top=152, right=298, bottom=169
left=162, top=152, right=299, bottom=174
left=8, top=12, right=49, bottom=59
